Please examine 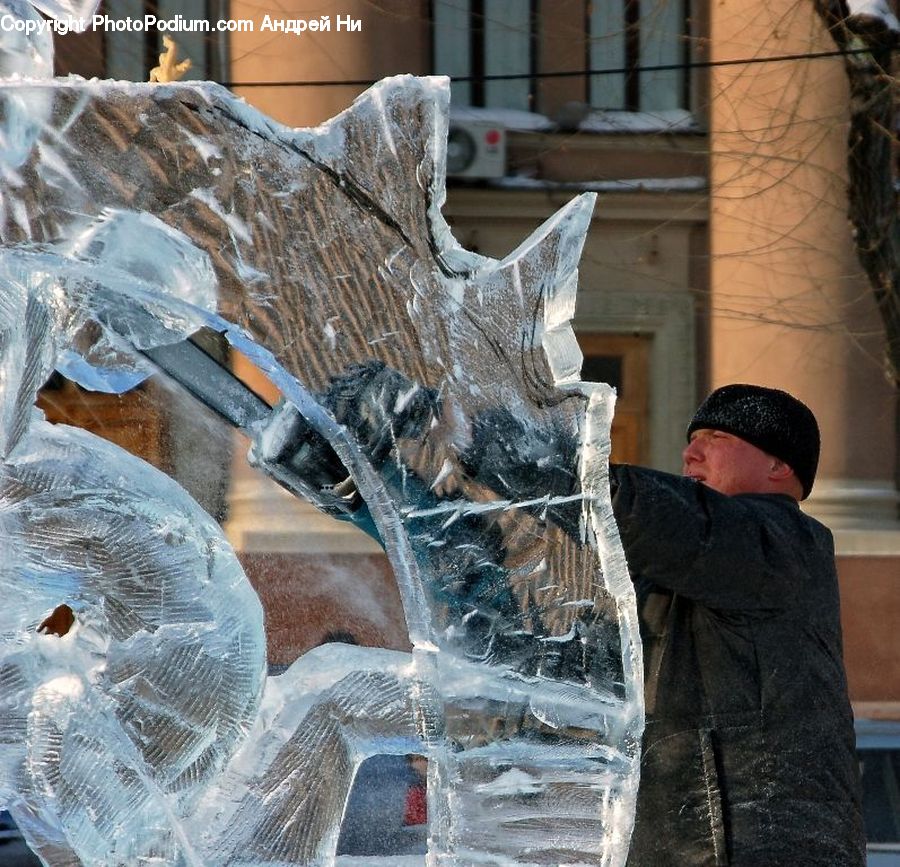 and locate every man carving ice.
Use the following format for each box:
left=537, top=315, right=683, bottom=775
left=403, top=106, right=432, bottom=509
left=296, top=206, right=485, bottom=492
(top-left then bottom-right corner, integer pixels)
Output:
left=611, top=384, right=865, bottom=866
left=262, top=367, right=866, bottom=865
